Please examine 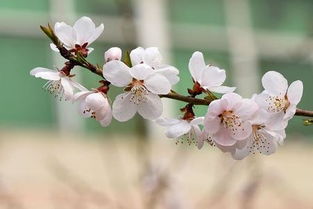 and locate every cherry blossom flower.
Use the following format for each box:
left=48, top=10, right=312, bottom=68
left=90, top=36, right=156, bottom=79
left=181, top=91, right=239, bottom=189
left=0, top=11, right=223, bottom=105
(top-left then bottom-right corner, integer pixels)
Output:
left=231, top=119, right=286, bottom=160
left=255, top=71, right=303, bottom=126
left=204, top=93, right=258, bottom=147
left=103, top=60, right=172, bottom=121
left=74, top=90, right=112, bottom=127
left=156, top=117, right=211, bottom=149
left=188, top=51, right=235, bottom=94
left=51, top=16, right=104, bottom=56
left=104, top=47, right=122, bottom=62
left=30, top=67, right=87, bottom=100
left=130, top=47, right=180, bottom=85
